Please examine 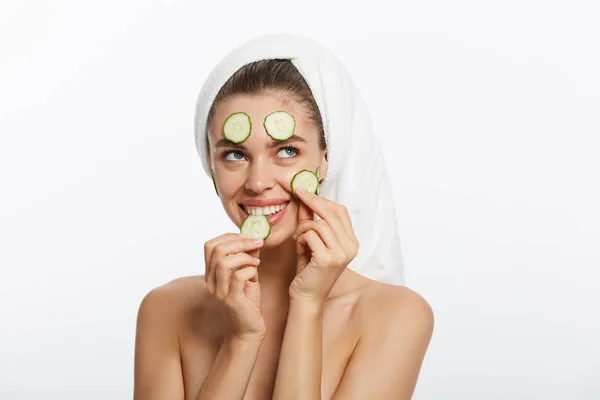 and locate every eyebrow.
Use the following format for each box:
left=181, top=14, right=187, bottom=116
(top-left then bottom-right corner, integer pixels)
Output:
left=214, top=135, right=308, bottom=150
